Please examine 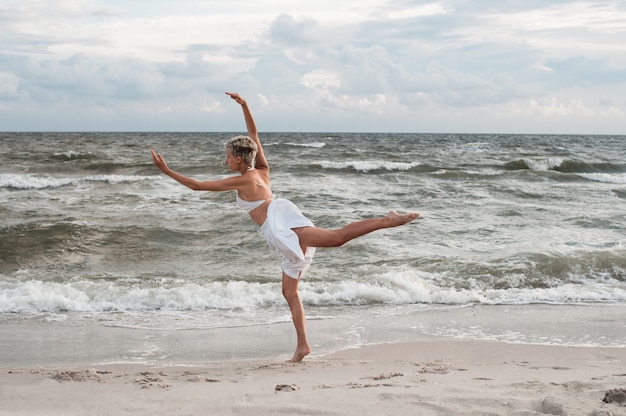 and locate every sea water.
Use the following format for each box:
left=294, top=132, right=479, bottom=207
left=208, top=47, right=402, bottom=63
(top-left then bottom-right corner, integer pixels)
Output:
left=1, top=132, right=625, bottom=365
